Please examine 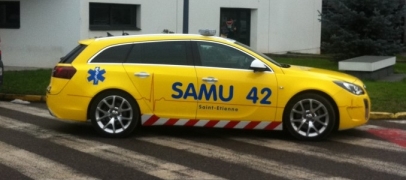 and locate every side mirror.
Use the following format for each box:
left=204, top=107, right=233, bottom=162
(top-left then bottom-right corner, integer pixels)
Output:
left=250, top=59, right=268, bottom=72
